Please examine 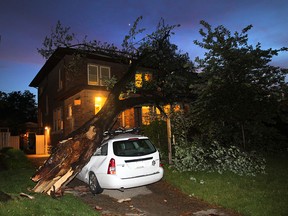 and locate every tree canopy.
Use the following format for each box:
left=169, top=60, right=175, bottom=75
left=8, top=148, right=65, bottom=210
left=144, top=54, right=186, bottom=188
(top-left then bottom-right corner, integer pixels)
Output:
left=191, top=20, right=288, bottom=150
left=0, top=90, right=37, bottom=134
